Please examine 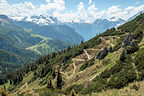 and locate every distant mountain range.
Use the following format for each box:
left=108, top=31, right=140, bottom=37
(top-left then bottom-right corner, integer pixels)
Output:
left=21, top=15, right=60, bottom=25
left=20, top=15, right=126, bottom=40
left=20, top=11, right=143, bottom=41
